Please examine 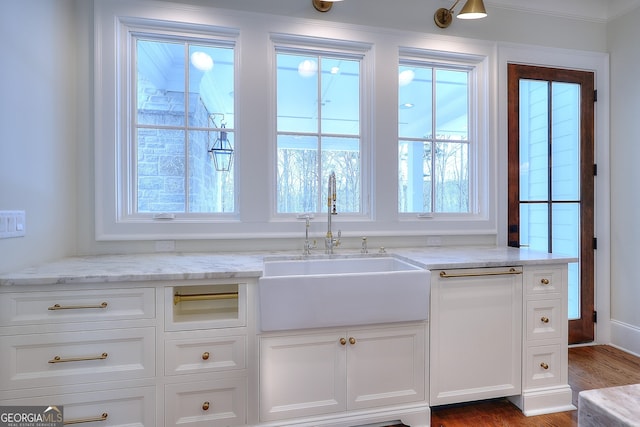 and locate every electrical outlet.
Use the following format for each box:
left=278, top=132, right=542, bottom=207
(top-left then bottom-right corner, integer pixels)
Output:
left=155, top=240, right=175, bottom=252
left=0, top=210, right=26, bottom=239
left=426, top=236, right=442, bottom=246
